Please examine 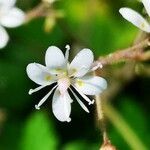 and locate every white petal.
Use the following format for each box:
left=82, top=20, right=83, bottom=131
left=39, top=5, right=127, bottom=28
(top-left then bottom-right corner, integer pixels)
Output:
left=52, top=89, right=72, bottom=122
left=74, top=76, right=107, bottom=95
left=142, top=0, right=150, bottom=17
left=35, top=85, right=57, bottom=110
left=0, top=26, right=9, bottom=48
left=69, top=49, right=94, bottom=77
left=70, top=88, right=89, bottom=113
left=26, top=63, right=56, bottom=85
left=119, top=7, right=150, bottom=33
left=45, top=46, right=66, bottom=69
left=0, top=0, right=16, bottom=8
left=0, top=7, right=25, bottom=28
